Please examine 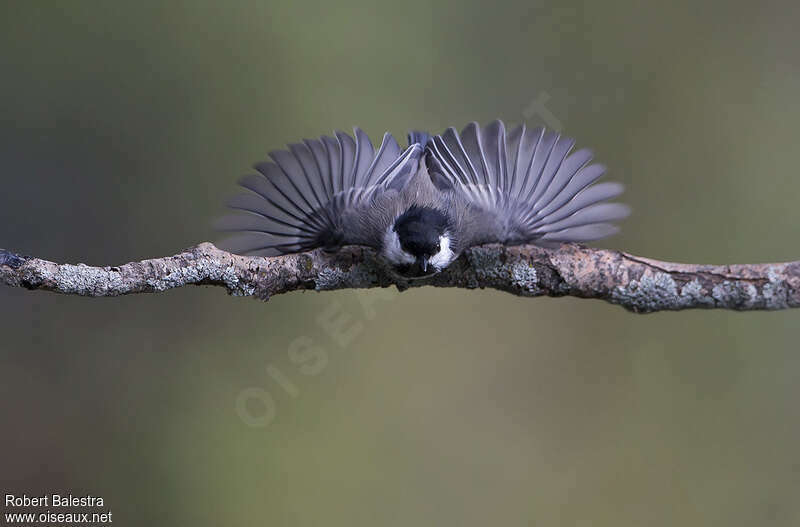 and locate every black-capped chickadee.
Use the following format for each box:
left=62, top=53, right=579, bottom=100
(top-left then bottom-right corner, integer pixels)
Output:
left=217, top=120, right=629, bottom=278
